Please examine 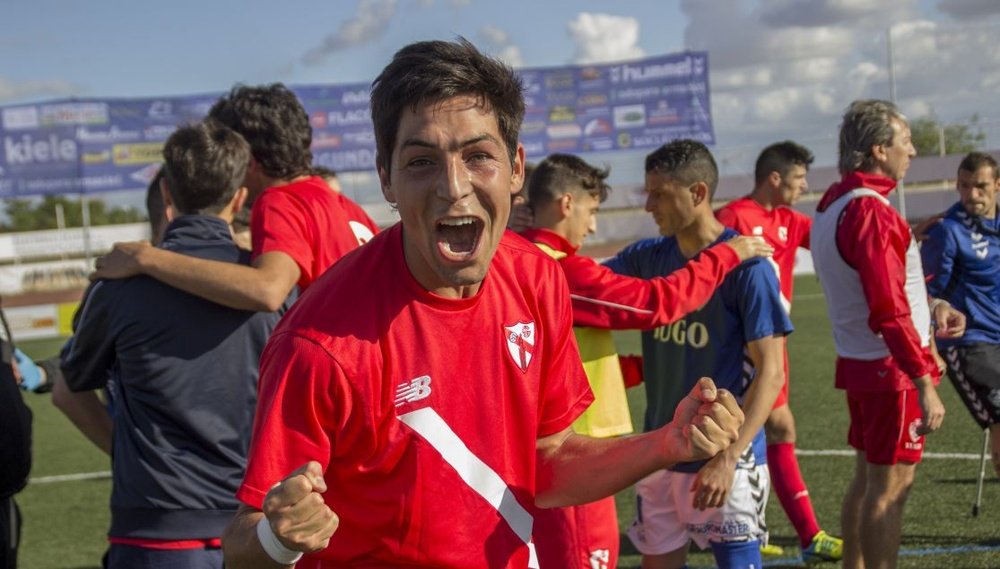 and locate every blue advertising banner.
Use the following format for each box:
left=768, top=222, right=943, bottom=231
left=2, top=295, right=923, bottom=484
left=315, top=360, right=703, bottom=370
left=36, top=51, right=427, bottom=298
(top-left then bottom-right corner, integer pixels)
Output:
left=0, top=51, right=711, bottom=198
